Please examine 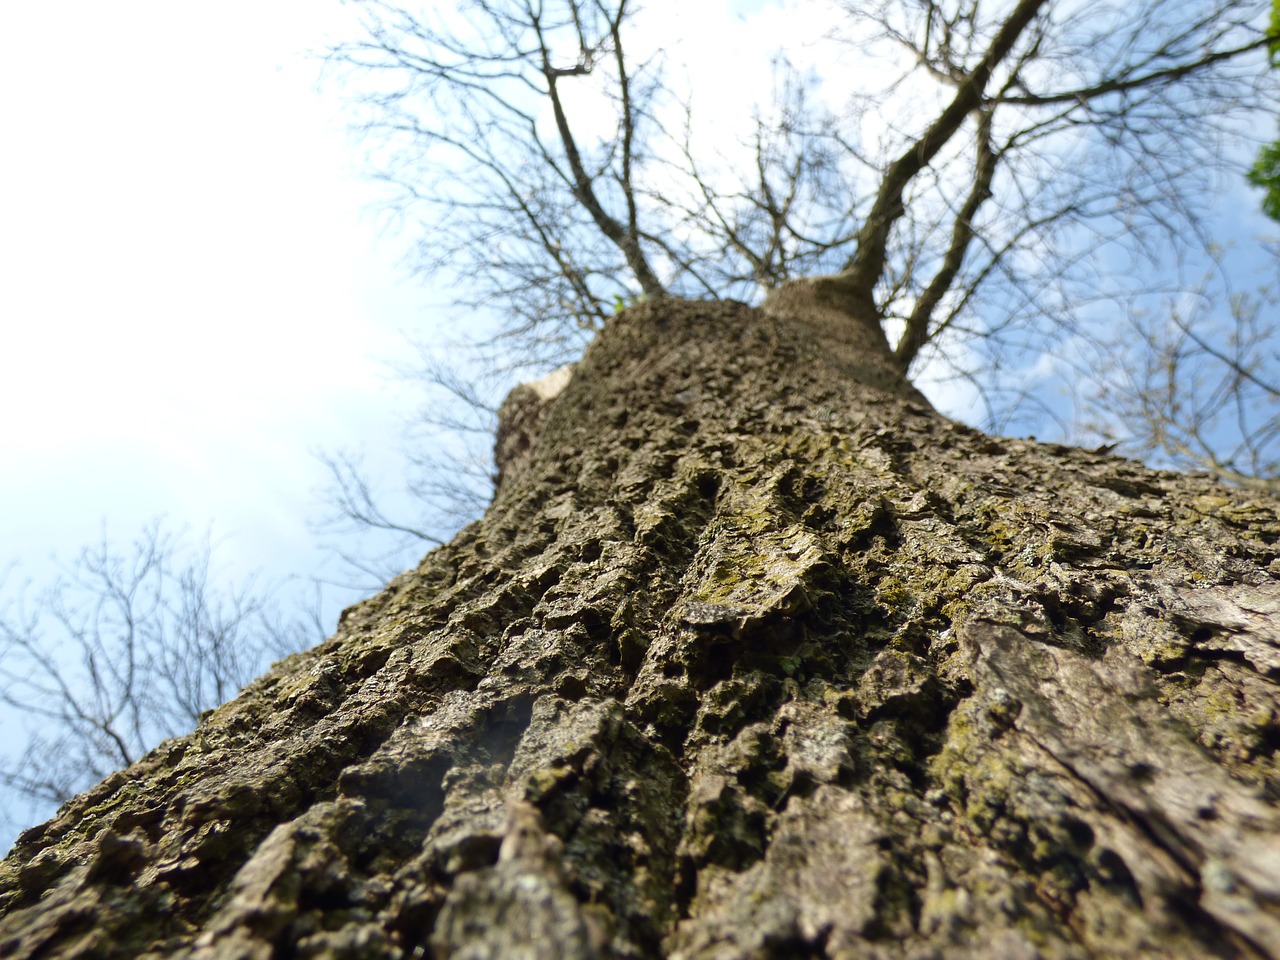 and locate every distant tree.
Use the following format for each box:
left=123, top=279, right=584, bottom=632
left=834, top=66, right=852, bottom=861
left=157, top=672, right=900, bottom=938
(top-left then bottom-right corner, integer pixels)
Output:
left=1251, top=141, right=1280, bottom=220
left=0, top=522, right=317, bottom=834
left=1248, top=0, right=1280, bottom=219
left=1084, top=265, right=1280, bottom=493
